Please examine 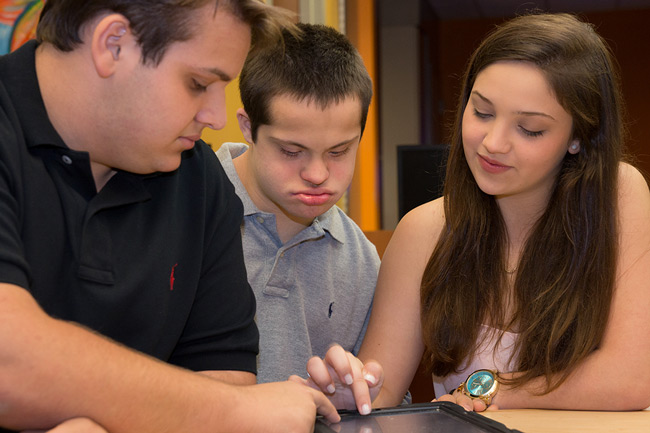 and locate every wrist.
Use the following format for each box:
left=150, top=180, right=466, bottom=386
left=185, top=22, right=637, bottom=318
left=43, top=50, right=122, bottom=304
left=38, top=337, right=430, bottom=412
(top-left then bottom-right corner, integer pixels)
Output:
left=457, top=369, right=500, bottom=407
